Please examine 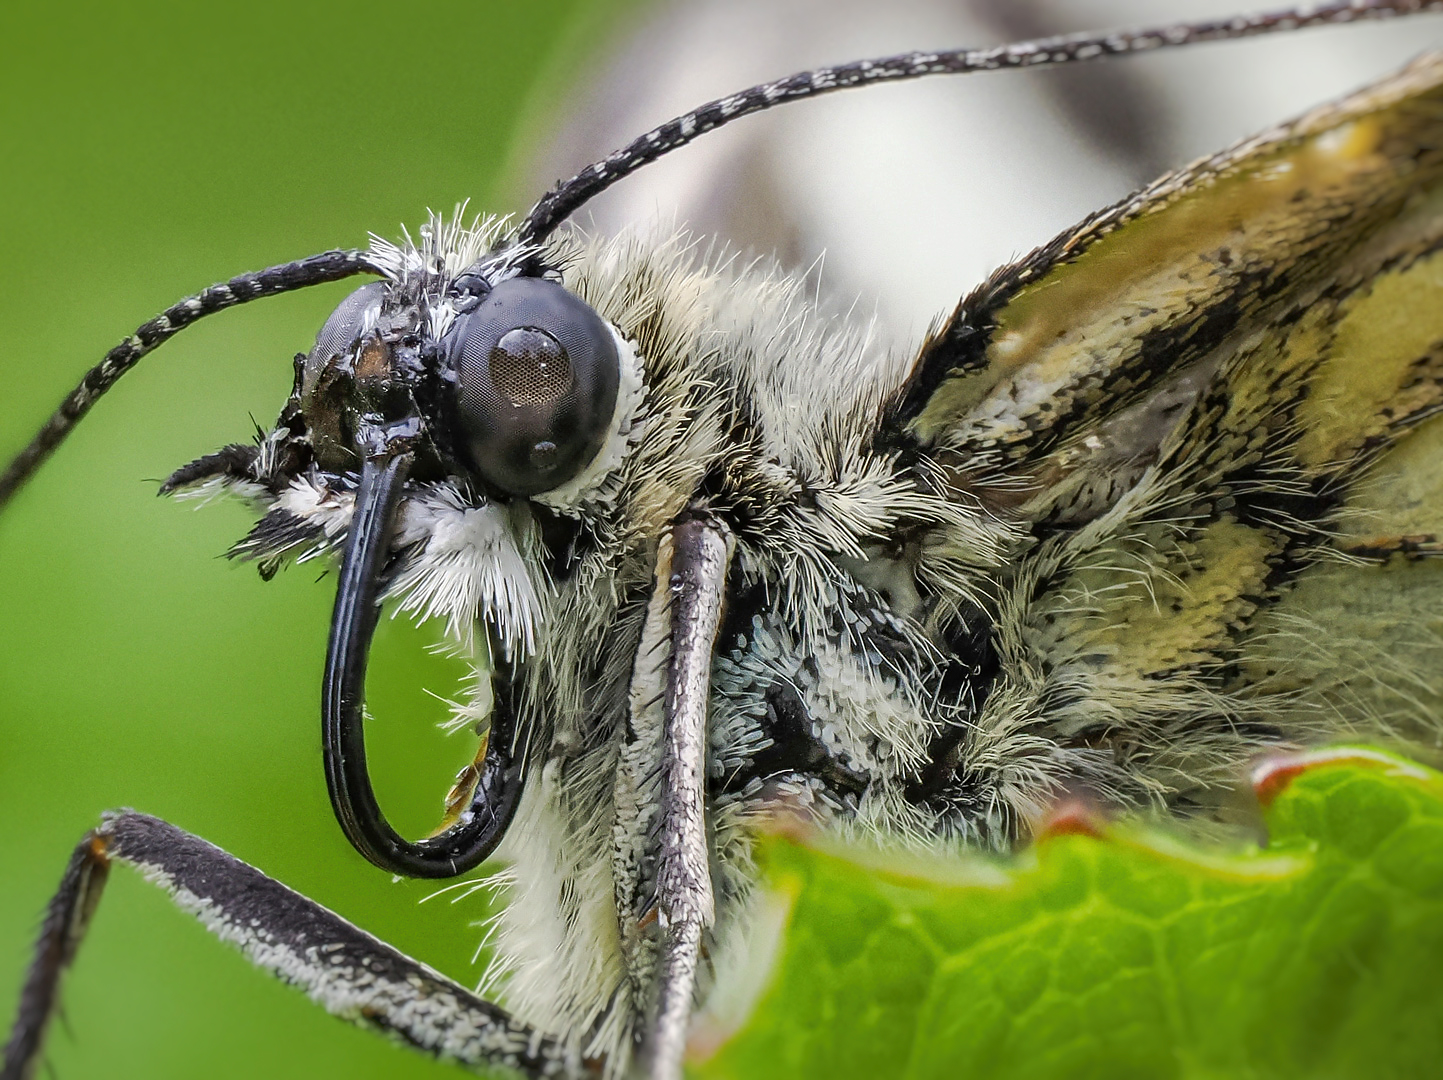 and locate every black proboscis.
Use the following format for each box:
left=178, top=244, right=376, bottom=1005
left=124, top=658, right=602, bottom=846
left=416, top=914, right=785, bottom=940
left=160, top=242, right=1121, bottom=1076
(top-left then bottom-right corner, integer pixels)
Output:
left=322, top=452, right=528, bottom=878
